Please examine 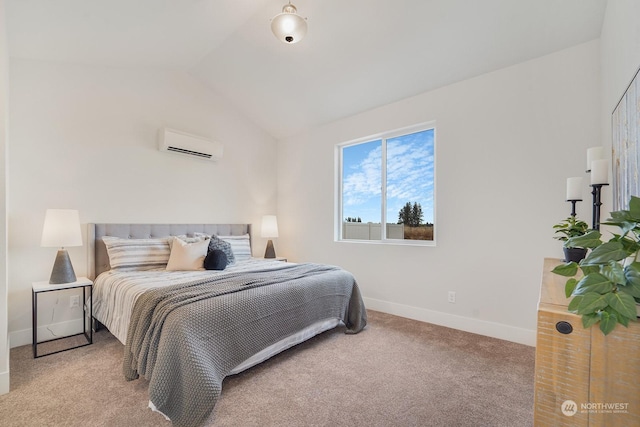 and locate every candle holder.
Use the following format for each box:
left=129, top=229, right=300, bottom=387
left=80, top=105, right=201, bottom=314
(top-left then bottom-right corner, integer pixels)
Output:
left=566, top=199, right=581, bottom=217
left=591, top=184, right=609, bottom=230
